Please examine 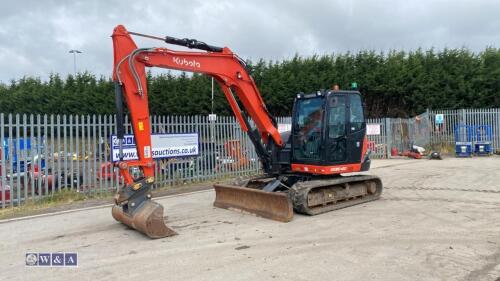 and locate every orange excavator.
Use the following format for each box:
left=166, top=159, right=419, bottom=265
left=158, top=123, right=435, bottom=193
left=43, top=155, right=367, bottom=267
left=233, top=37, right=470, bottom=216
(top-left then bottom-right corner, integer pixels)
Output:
left=111, top=25, right=383, bottom=238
